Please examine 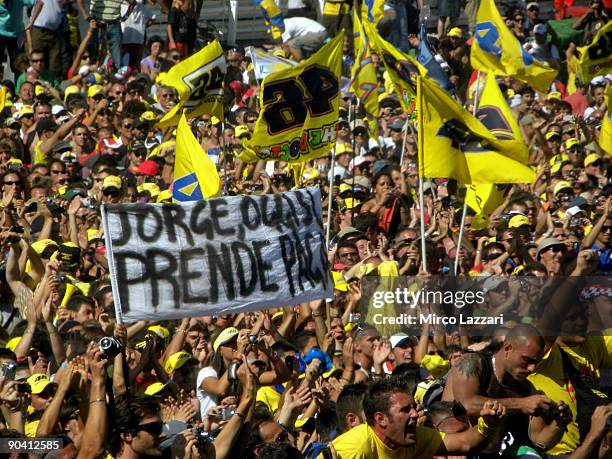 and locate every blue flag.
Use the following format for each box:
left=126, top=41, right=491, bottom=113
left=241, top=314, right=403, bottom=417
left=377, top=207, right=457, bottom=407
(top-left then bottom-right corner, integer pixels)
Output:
left=417, top=24, right=455, bottom=94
